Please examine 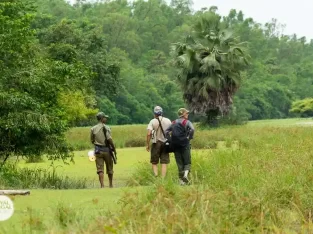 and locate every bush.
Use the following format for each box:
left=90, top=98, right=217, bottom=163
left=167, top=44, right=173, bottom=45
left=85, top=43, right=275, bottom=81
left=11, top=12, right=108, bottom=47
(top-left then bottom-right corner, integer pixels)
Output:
left=125, top=138, right=145, bottom=147
left=25, top=155, right=44, bottom=163
left=0, top=164, right=88, bottom=189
